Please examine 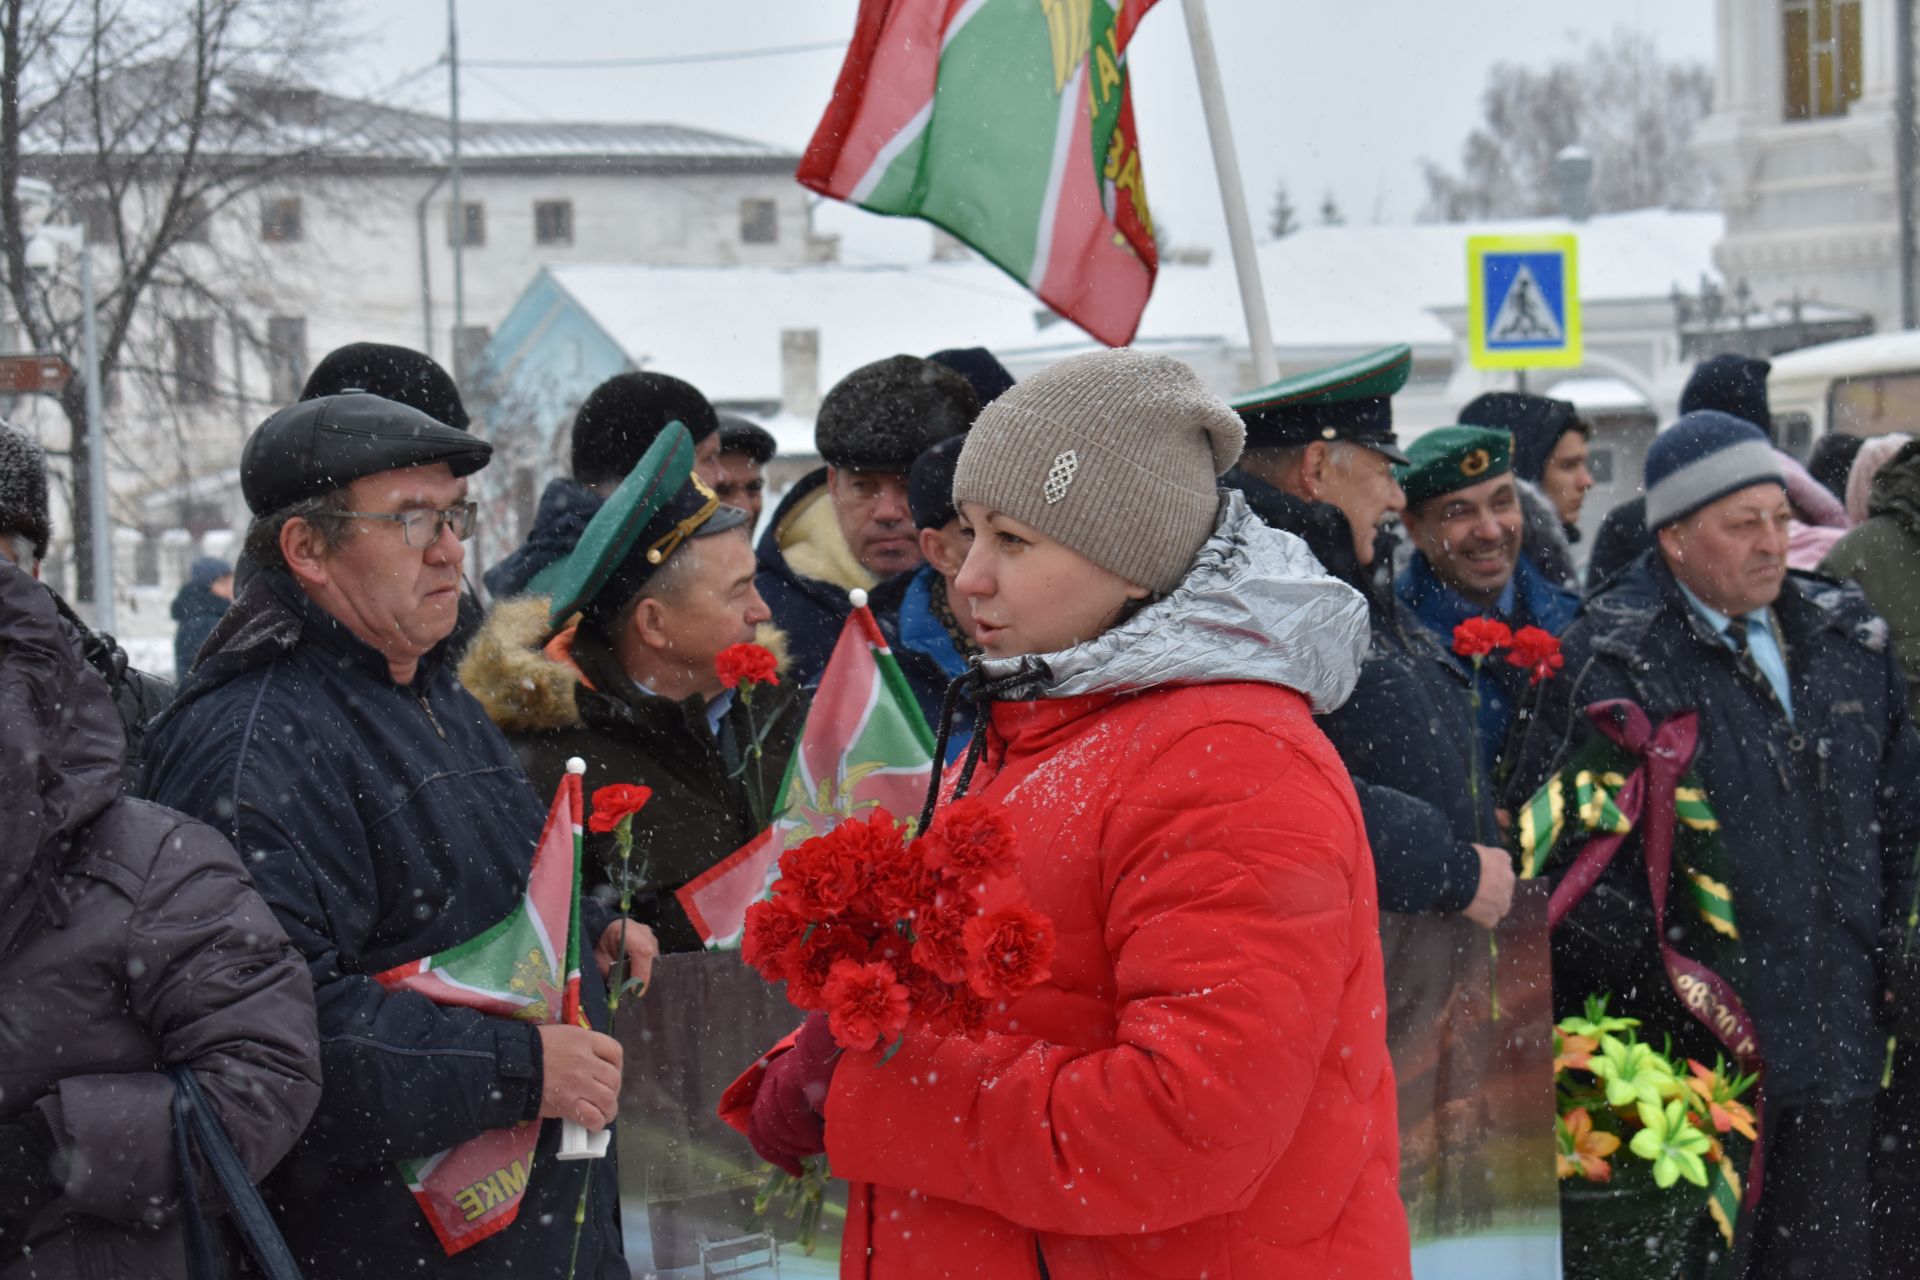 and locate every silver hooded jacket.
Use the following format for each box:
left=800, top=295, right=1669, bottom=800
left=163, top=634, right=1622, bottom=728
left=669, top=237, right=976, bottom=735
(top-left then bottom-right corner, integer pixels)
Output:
left=975, top=489, right=1369, bottom=712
